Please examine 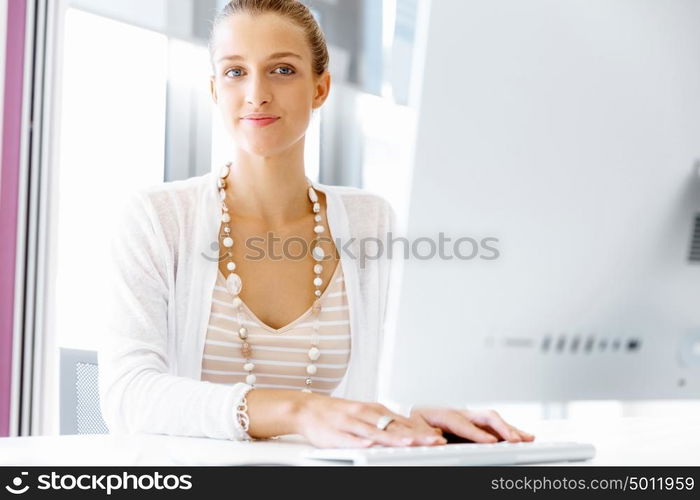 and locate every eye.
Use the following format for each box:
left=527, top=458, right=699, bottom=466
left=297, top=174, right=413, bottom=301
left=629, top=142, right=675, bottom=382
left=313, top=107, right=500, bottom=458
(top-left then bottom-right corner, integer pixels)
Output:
left=274, top=66, right=295, bottom=75
left=224, top=68, right=243, bottom=78
left=223, top=66, right=296, bottom=78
